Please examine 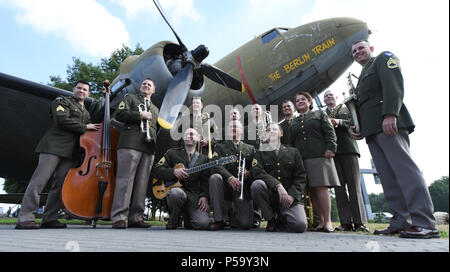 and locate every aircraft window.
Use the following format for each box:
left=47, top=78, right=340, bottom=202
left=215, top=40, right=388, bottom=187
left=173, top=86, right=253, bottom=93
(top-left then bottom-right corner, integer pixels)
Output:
left=262, top=30, right=280, bottom=44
